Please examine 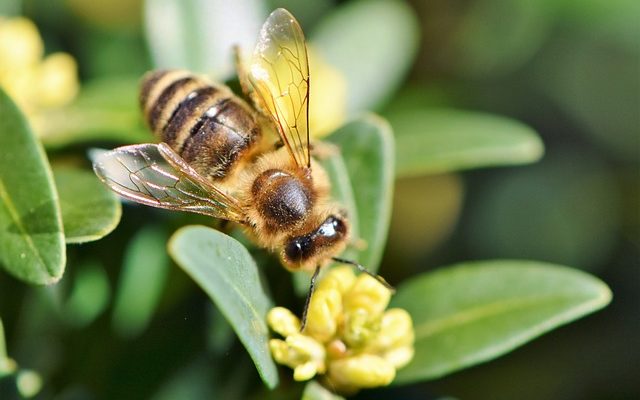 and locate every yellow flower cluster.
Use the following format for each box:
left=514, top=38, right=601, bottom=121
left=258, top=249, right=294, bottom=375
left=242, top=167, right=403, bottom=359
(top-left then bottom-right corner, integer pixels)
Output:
left=268, top=266, right=414, bottom=394
left=0, top=16, right=78, bottom=115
